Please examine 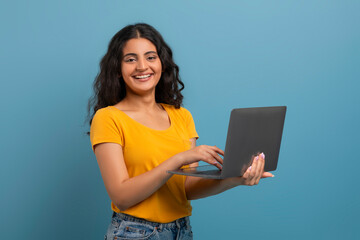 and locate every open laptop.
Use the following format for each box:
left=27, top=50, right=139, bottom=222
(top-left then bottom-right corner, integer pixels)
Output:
left=168, top=106, right=287, bottom=179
